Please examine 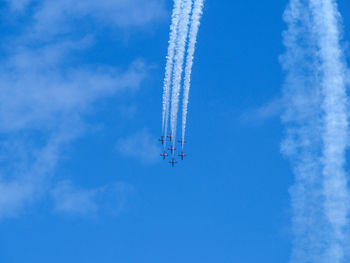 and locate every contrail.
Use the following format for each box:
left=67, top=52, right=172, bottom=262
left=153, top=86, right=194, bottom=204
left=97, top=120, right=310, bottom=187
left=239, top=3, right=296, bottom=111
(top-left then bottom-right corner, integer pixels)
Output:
left=312, top=0, right=349, bottom=261
left=181, top=0, right=204, bottom=149
left=170, top=0, right=192, bottom=148
left=162, top=0, right=182, bottom=141
left=281, top=0, right=349, bottom=262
